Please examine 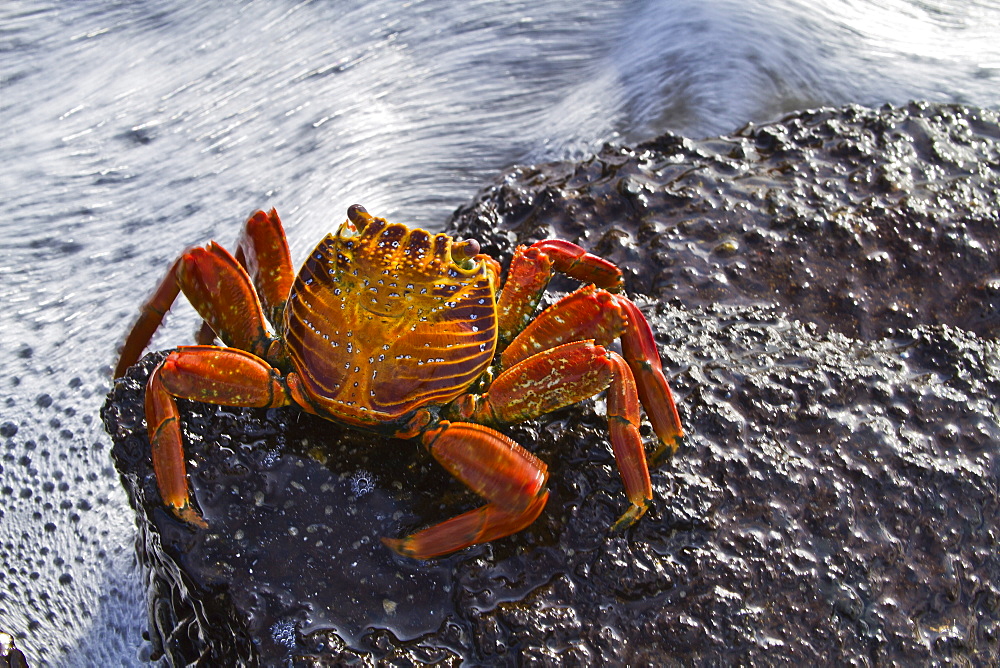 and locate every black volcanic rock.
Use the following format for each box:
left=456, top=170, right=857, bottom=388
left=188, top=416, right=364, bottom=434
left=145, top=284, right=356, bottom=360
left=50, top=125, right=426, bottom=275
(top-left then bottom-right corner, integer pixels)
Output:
left=450, top=101, right=1000, bottom=340
left=103, top=102, right=1000, bottom=665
